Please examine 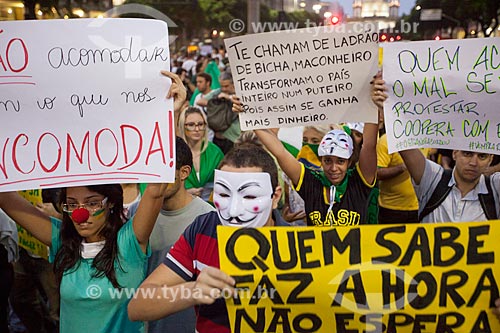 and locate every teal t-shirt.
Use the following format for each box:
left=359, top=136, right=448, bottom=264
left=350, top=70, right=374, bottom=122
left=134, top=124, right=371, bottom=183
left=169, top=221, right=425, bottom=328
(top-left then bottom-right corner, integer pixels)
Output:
left=49, top=217, right=150, bottom=333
